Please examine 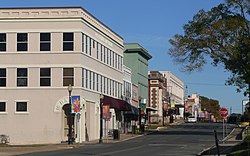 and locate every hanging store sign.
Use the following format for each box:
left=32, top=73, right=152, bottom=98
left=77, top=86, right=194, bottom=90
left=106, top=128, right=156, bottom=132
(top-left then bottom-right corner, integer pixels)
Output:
left=102, top=105, right=110, bottom=120
left=71, top=95, right=81, bottom=113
